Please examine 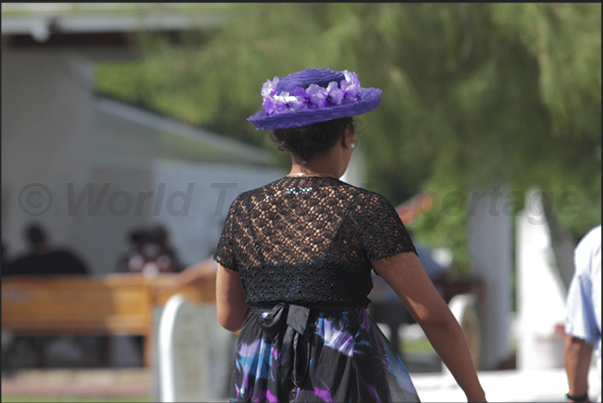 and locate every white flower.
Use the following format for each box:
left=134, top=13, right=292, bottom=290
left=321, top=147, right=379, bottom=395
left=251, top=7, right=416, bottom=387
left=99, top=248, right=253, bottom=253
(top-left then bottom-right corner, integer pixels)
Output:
left=261, top=76, right=279, bottom=99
